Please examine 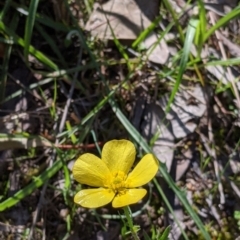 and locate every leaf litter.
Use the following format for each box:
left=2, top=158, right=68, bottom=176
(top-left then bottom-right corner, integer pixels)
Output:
left=0, top=0, right=240, bottom=239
